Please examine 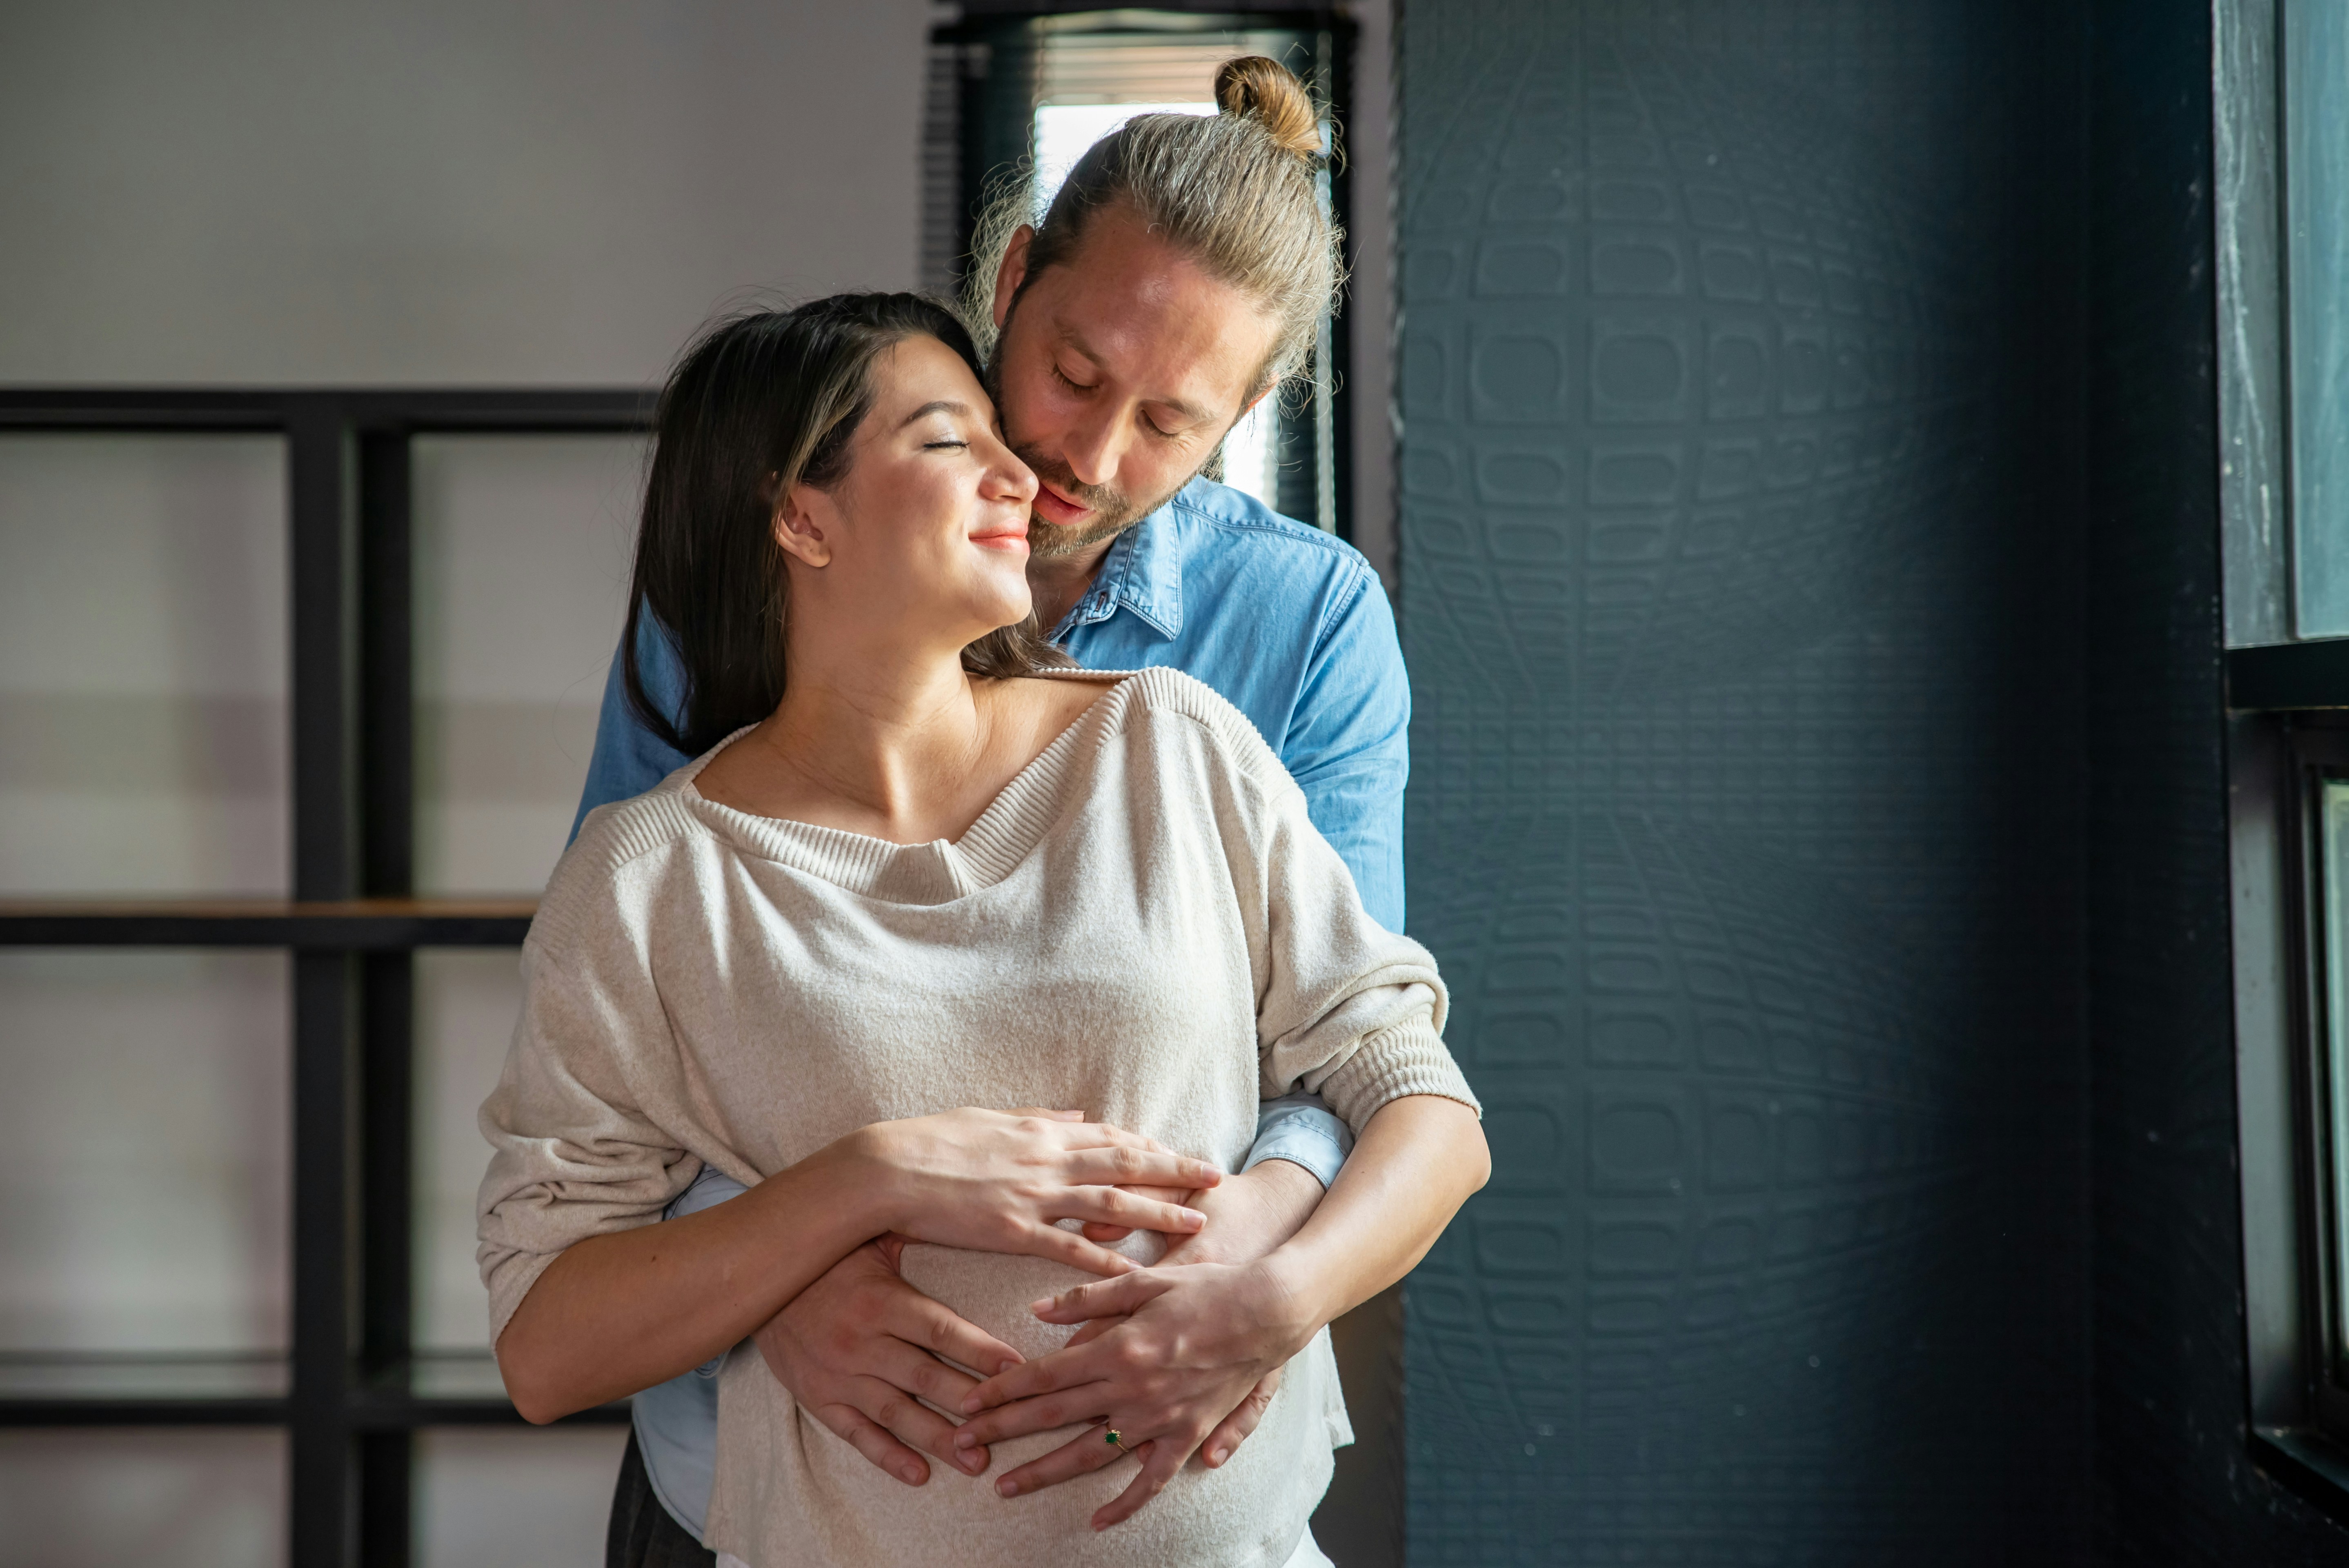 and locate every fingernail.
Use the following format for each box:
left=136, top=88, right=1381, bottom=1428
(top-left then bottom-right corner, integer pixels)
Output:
left=1210, top=1447, right=1228, bottom=1465
left=998, top=1479, right=1018, bottom=1498
left=995, top=1357, right=1021, bottom=1374
left=959, top=1452, right=985, bottom=1474
left=899, top=1466, right=923, bottom=1484
left=960, top=1397, right=982, bottom=1416
left=1029, top=1297, right=1054, bottom=1313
